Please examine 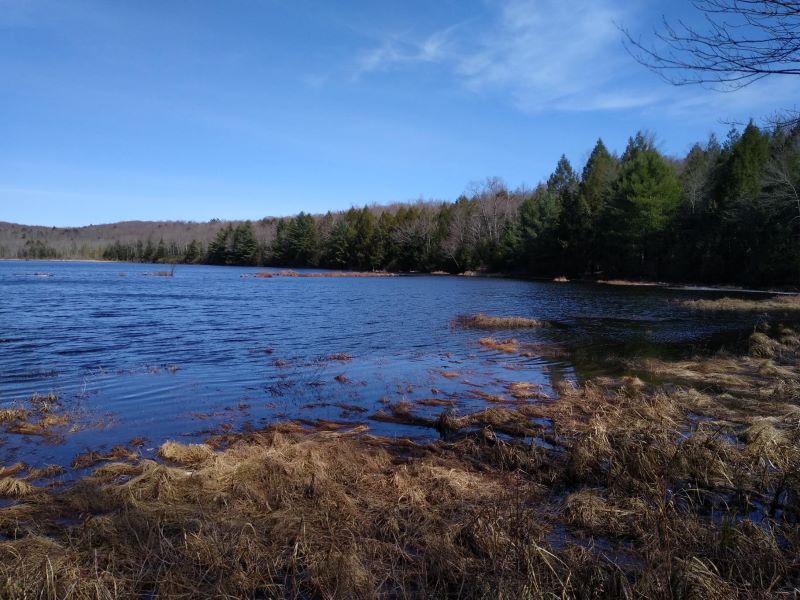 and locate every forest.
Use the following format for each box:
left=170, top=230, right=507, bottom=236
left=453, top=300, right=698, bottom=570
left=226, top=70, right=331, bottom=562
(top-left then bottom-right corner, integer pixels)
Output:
left=4, top=122, right=800, bottom=287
